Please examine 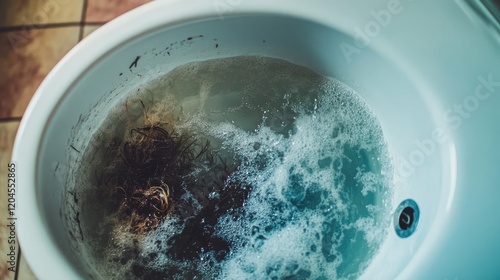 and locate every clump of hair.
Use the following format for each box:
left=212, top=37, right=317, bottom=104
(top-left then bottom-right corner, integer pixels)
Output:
left=92, top=100, right=252, bottom=275
left=114, top=181, right=171, bottom=233
left=103, top=123, right=213, bottom=233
